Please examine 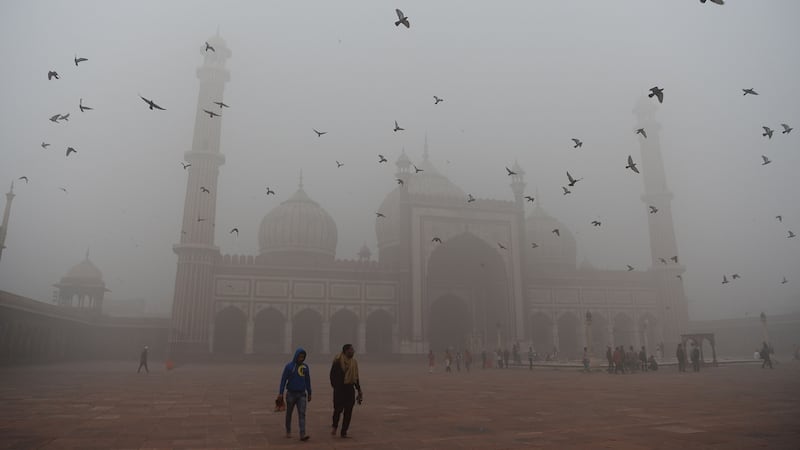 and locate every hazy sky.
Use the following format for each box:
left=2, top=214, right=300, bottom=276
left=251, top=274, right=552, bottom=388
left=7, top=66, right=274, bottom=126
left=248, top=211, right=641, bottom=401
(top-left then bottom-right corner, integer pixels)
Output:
left=1, top=0, right=798, bottom=319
